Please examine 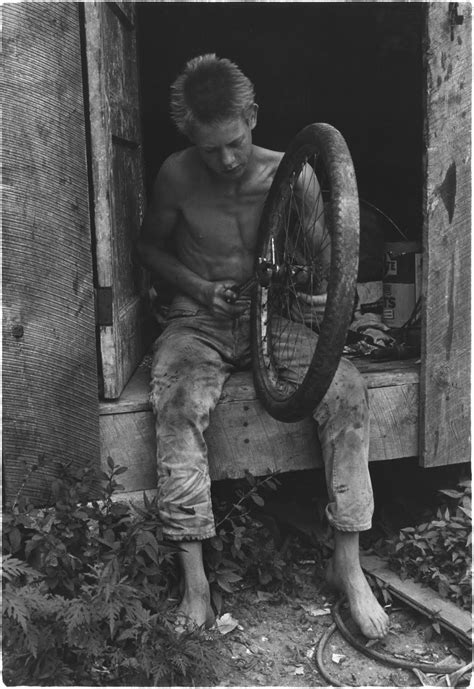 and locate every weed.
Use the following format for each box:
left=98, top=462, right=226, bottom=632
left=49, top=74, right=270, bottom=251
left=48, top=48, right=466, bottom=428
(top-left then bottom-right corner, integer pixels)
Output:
left=207, top=472, right=284, bottom=613
left=387, top=479, right=471, bottom=611
left=2, top=457, right=220, bottom=686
